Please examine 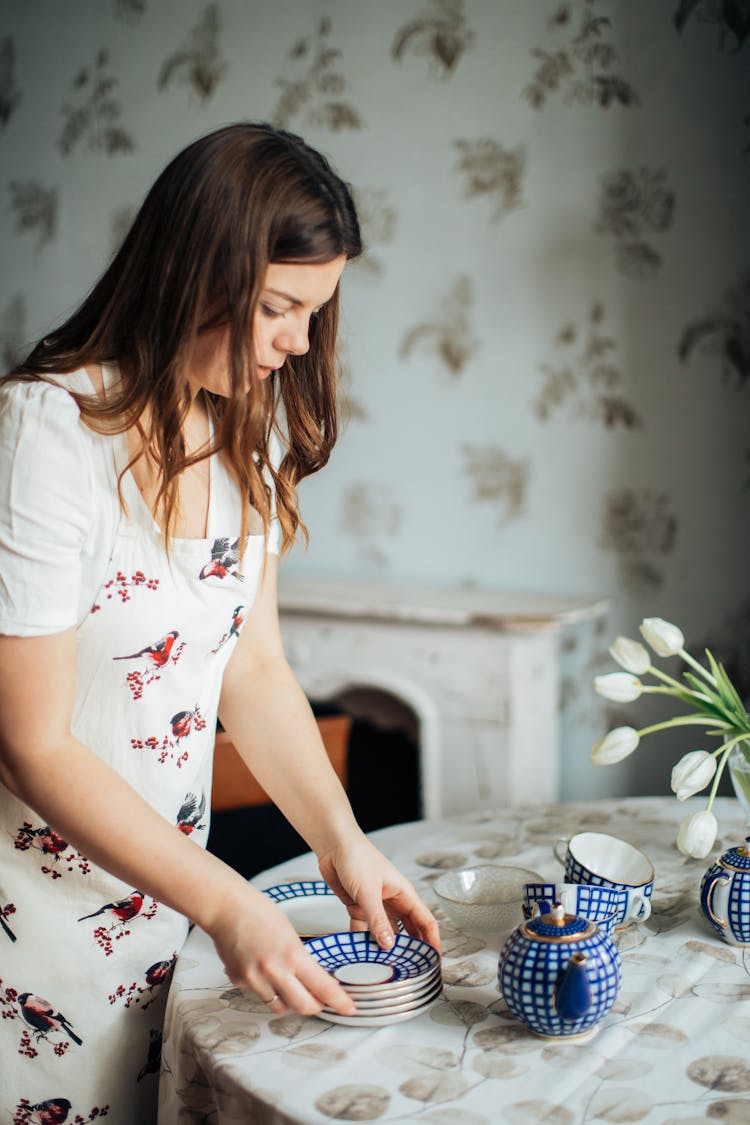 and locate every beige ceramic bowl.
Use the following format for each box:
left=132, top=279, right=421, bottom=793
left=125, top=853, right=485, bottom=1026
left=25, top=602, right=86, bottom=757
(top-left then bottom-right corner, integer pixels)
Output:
left=433, top=864, right=543, bottom=936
